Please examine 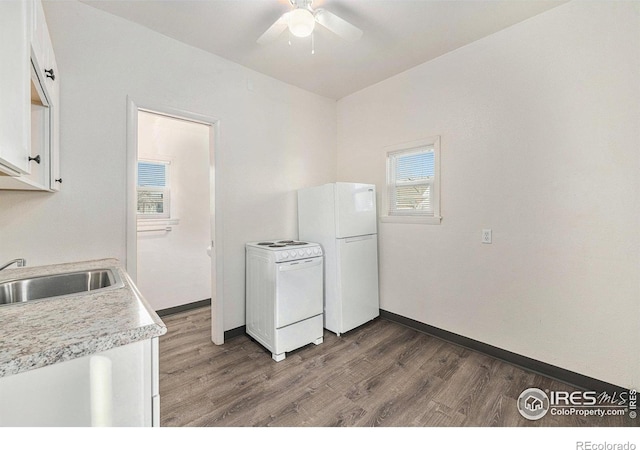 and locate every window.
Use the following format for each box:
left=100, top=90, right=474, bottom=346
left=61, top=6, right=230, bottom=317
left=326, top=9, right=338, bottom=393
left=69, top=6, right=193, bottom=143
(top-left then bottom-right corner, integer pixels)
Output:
left=137, top=160, right=170, bottom=219
left=384, top=136, right=441, bottom=224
